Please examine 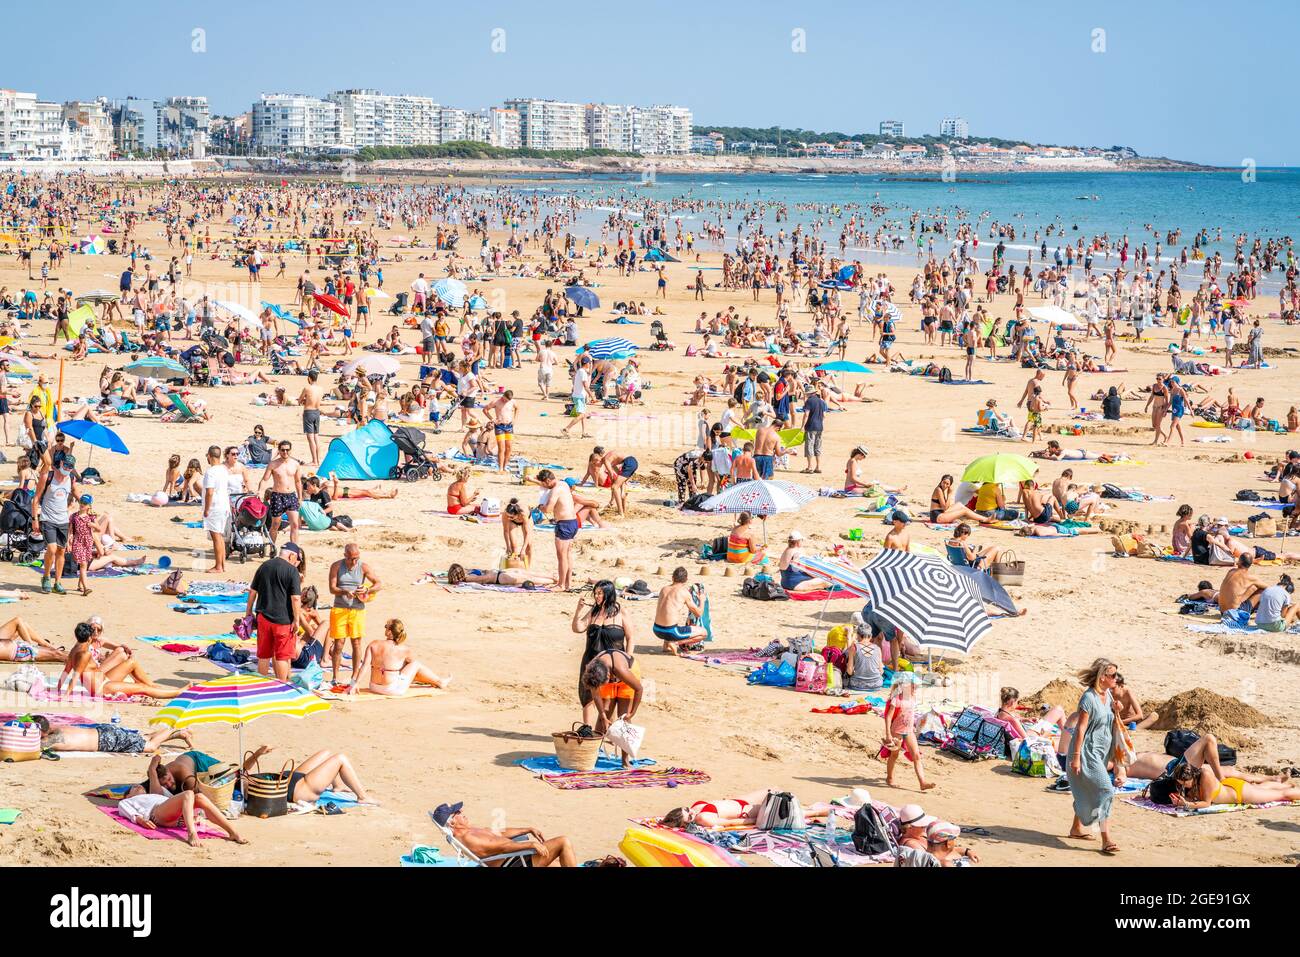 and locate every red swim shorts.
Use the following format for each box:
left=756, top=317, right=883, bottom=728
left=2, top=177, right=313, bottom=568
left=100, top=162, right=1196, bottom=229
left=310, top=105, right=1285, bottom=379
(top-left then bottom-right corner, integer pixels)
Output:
left=256, top=614, right=295, bottom=662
